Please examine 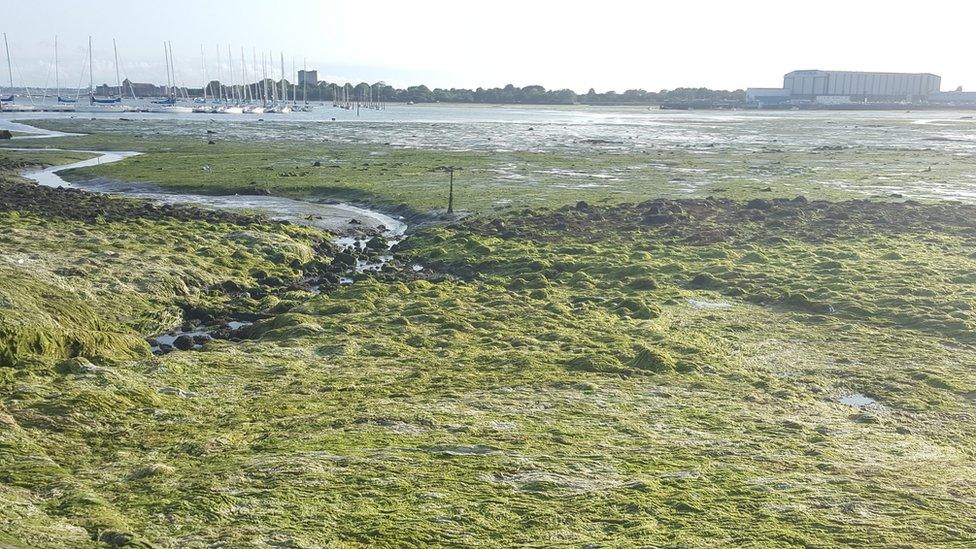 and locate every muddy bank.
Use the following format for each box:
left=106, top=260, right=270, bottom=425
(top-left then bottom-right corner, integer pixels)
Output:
left=0, top=177, right=267, bottom=225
